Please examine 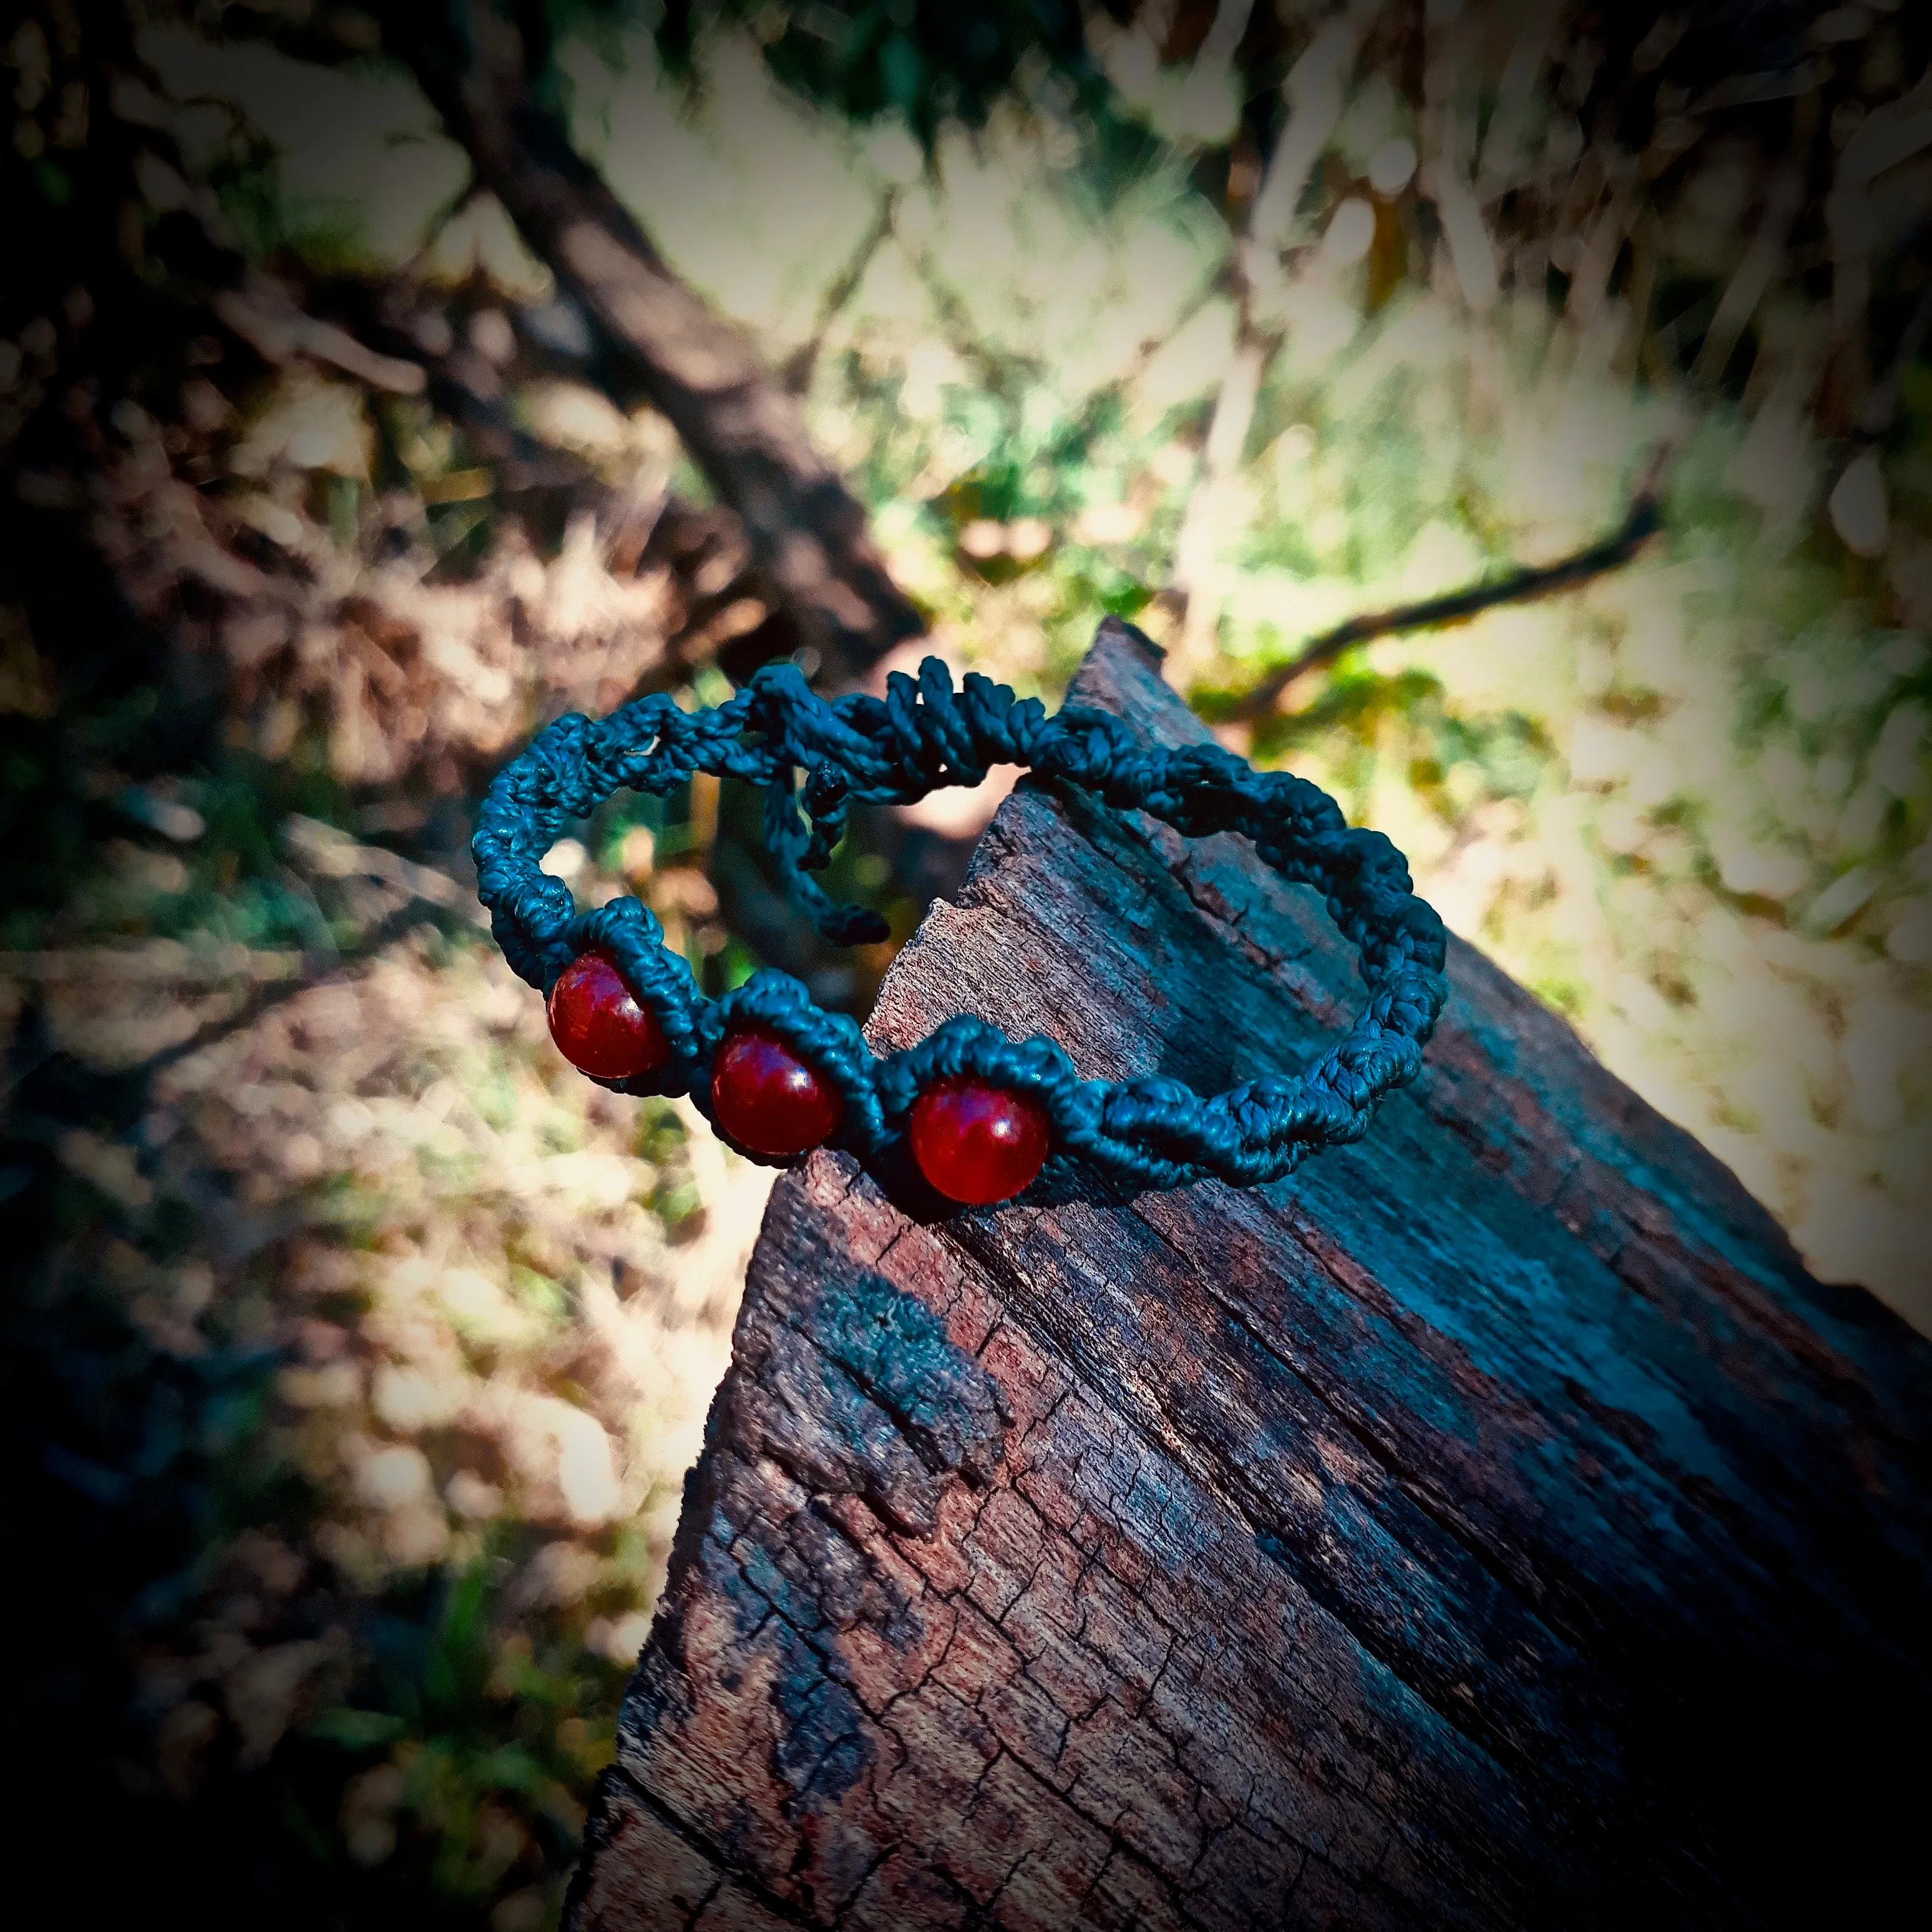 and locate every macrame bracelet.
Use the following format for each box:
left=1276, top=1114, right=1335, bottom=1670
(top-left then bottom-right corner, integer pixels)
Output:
left=472, top=648, right=1450, bottom=1206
